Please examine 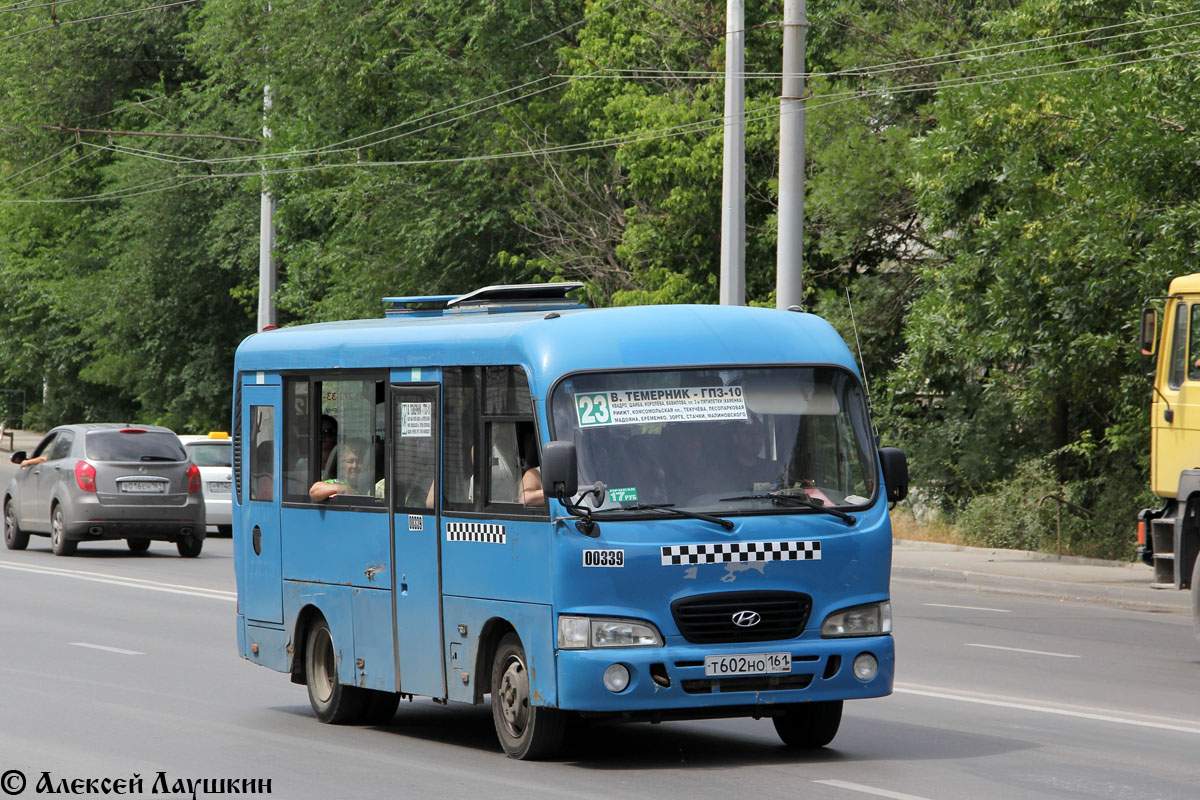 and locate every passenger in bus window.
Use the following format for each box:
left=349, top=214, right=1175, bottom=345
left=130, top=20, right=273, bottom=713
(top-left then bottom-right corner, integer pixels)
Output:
left=520, top=465, right=544, bottom=506
left=728, top=417, right=783, bottom=490
left=253, top=441, right=274, bottom=501
left=310, top=440, right=371, bottom=501
left=319, top=415, right=338, bottom=478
